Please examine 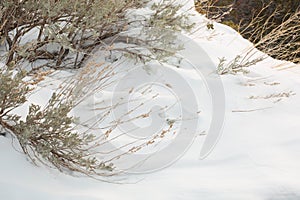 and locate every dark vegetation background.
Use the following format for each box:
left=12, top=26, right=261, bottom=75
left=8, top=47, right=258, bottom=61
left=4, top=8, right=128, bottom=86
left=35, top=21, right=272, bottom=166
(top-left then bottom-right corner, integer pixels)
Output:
left=196, top=0, right=300, bottom=63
